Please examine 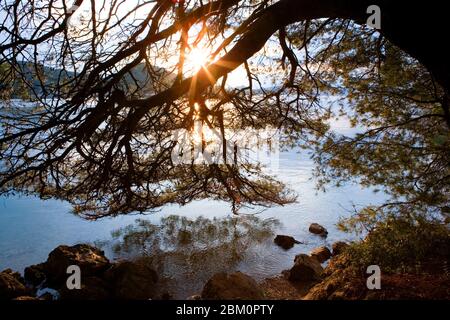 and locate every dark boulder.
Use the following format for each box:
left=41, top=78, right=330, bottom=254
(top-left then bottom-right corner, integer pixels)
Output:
left=59, top=276, right=112, bottom=300
left=2, top=268, right=24, bottom=283
left=0, top=269, right=29, bottom=300
left=104, top=259, right=158, bottom=300
left=310, top=246, right=332, bottom=263
left=24, top=263, right=46, bottom=287
left=201, top=272, right=265, bottom=300
left=287, top=254, right=324, bottom=282
left=308, top=223, right=328, bottom=237
left=274, top=235, right=301, bottom=250
left=45, top=244, right=111, bottom=287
